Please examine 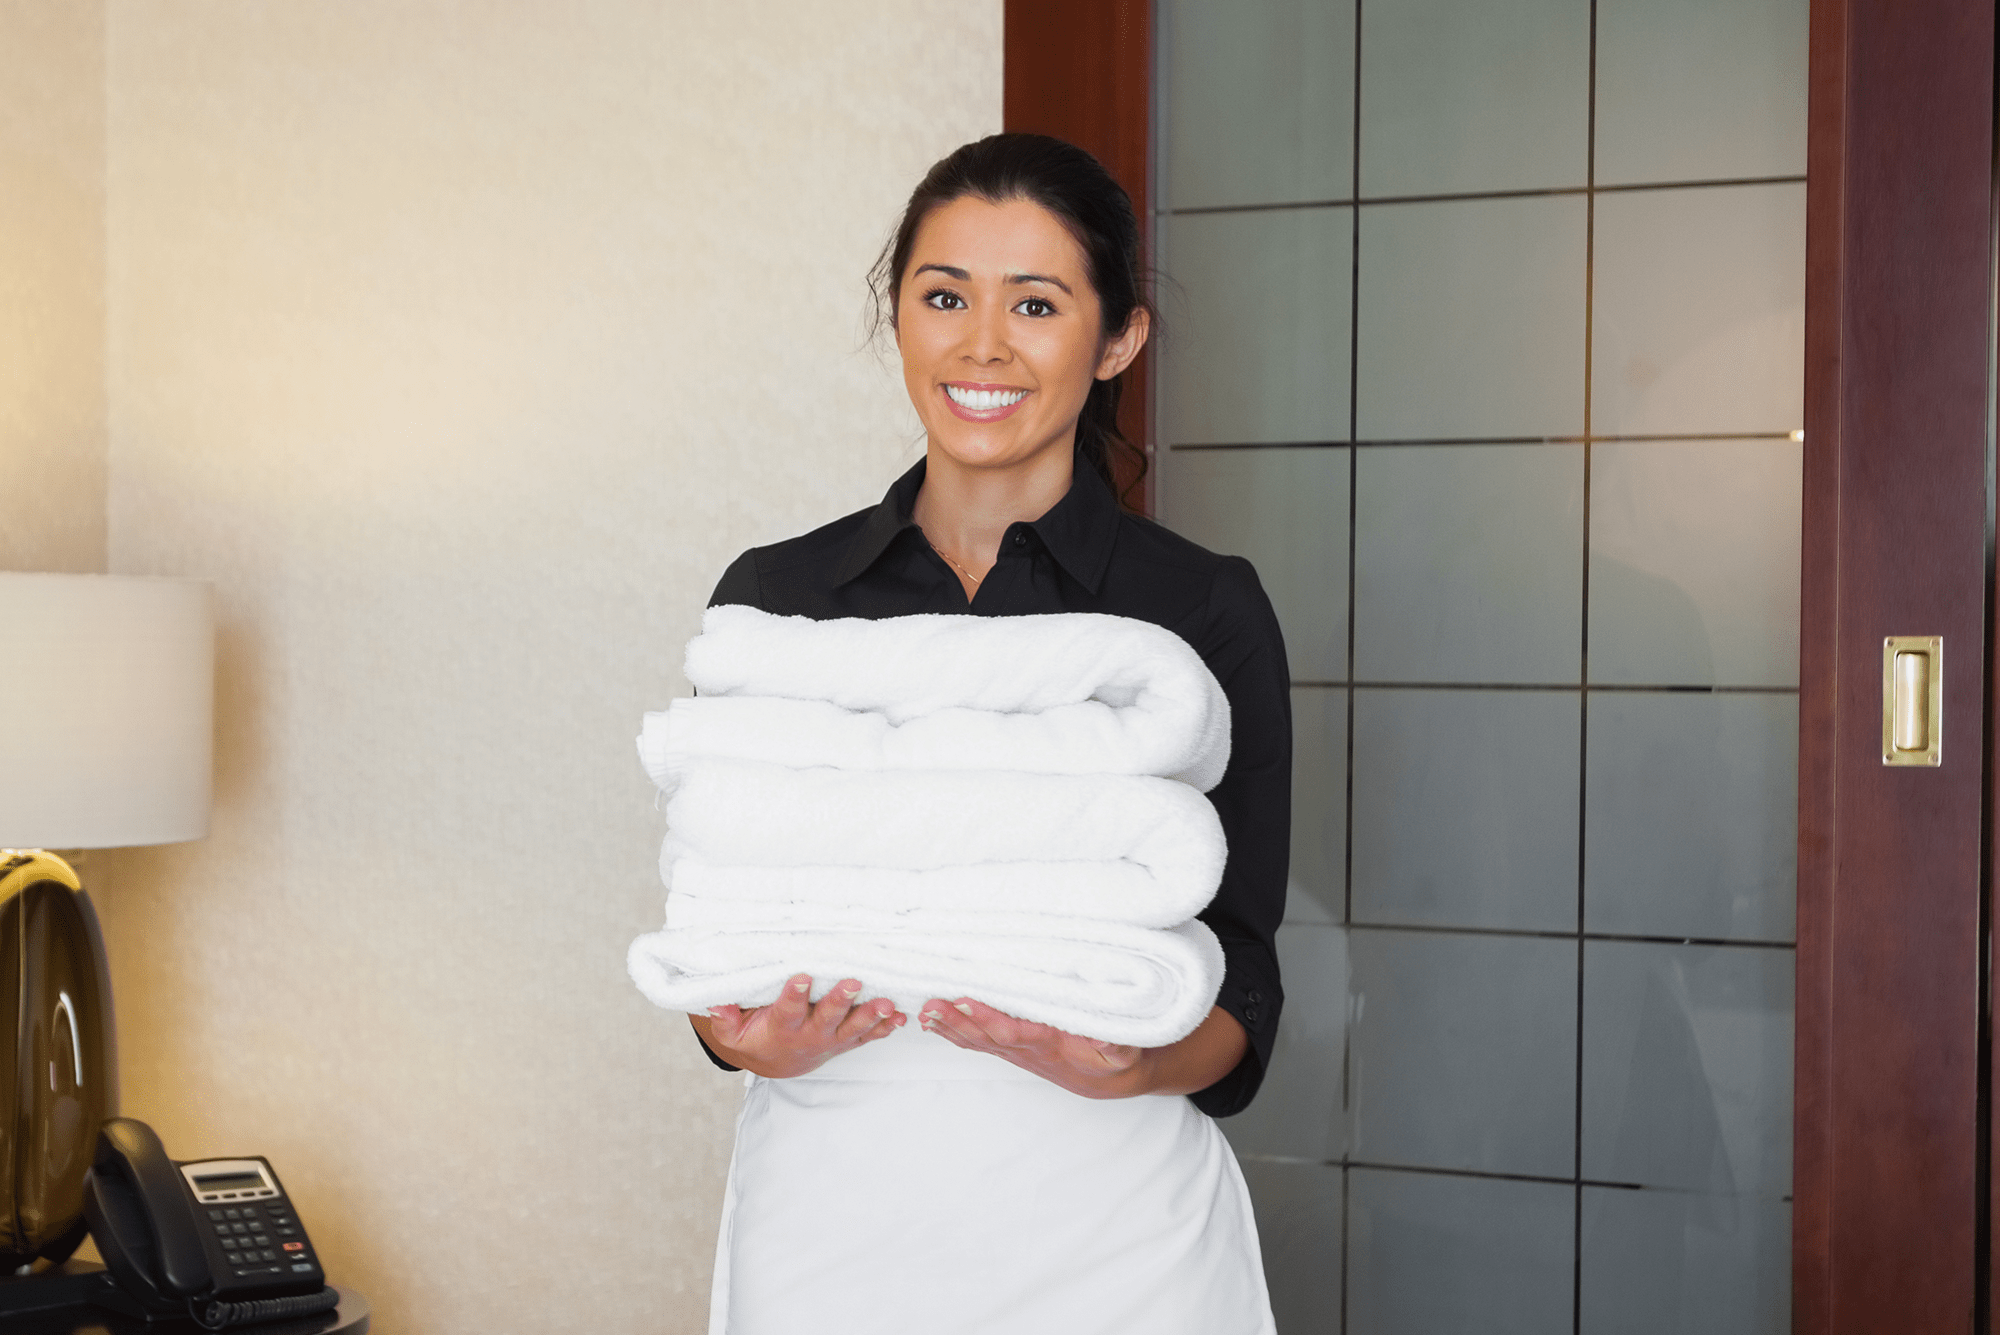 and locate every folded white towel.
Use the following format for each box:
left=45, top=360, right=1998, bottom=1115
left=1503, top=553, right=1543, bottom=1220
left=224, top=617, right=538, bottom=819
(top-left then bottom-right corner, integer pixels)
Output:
left=660, top=759, right=1225, bottom=897
left=645, top=604, right=1232, bottom=792
left=626, top=915, right=1224, bottom=1049
left=661, top=858, right=1212, bottom=930
left=626, top=607, right=1236, bottom=1047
